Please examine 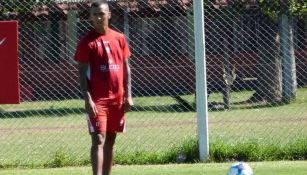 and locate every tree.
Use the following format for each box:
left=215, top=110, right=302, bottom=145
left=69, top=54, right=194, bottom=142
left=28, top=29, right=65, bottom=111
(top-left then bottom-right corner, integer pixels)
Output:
left=203, top=0, right=306, bottom=103
left=252, top=0, right=306, bottom=102
left=251, top=9, right=283, bottom=102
